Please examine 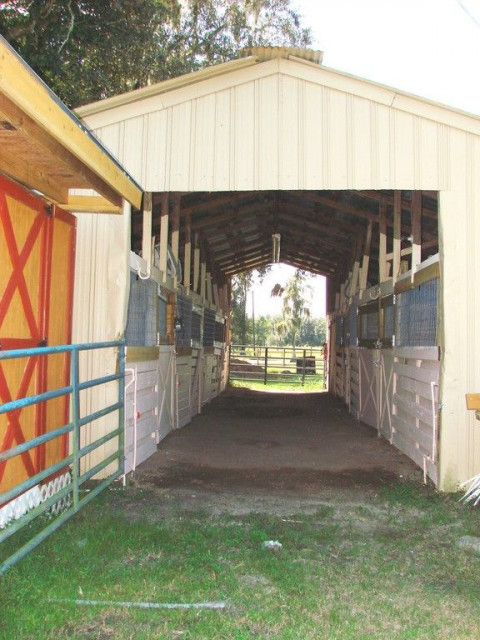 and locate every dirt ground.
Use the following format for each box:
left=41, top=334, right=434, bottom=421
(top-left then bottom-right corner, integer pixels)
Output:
left=133, top=387, right=423, bottom=515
